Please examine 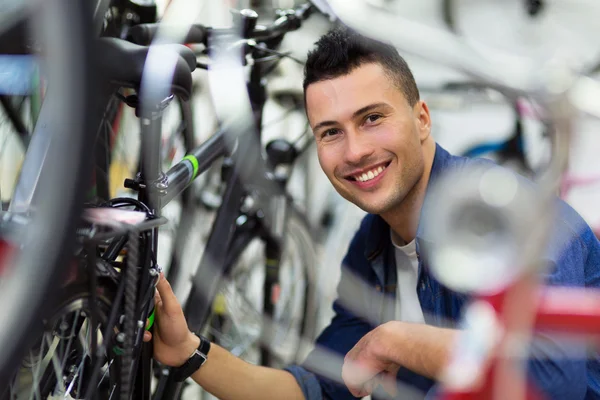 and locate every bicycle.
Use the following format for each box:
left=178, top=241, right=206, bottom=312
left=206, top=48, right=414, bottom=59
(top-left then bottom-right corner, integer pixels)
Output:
left=126, top=0, right=322, bottom=367
left=122, top=4, right=321, bottom=397
left=5, top=3, right=320, bottom=398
